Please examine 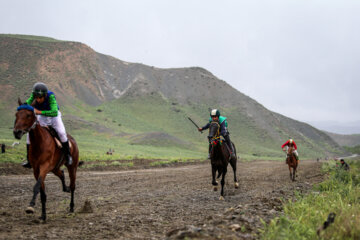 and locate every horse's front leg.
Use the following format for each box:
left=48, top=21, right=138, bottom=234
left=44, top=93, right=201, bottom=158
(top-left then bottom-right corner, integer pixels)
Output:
left=27, top=167, right=48, bottom=221
left=219, top=167, right=227, bottom=200
left=26, top=175, right=47, bottom=220
left=288, top=166, right=292, bottom=181
left=40, top=187, right=47, bottom=221
left=211, top=165, right=218, bottom=191
left=292, top=167, right=296, bottom=182
left=26, top=176, right=42, bottom=214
